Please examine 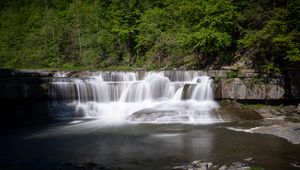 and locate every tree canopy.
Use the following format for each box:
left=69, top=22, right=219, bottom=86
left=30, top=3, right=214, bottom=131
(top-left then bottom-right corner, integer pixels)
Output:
left=0, top=0, right=299, bottom=71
